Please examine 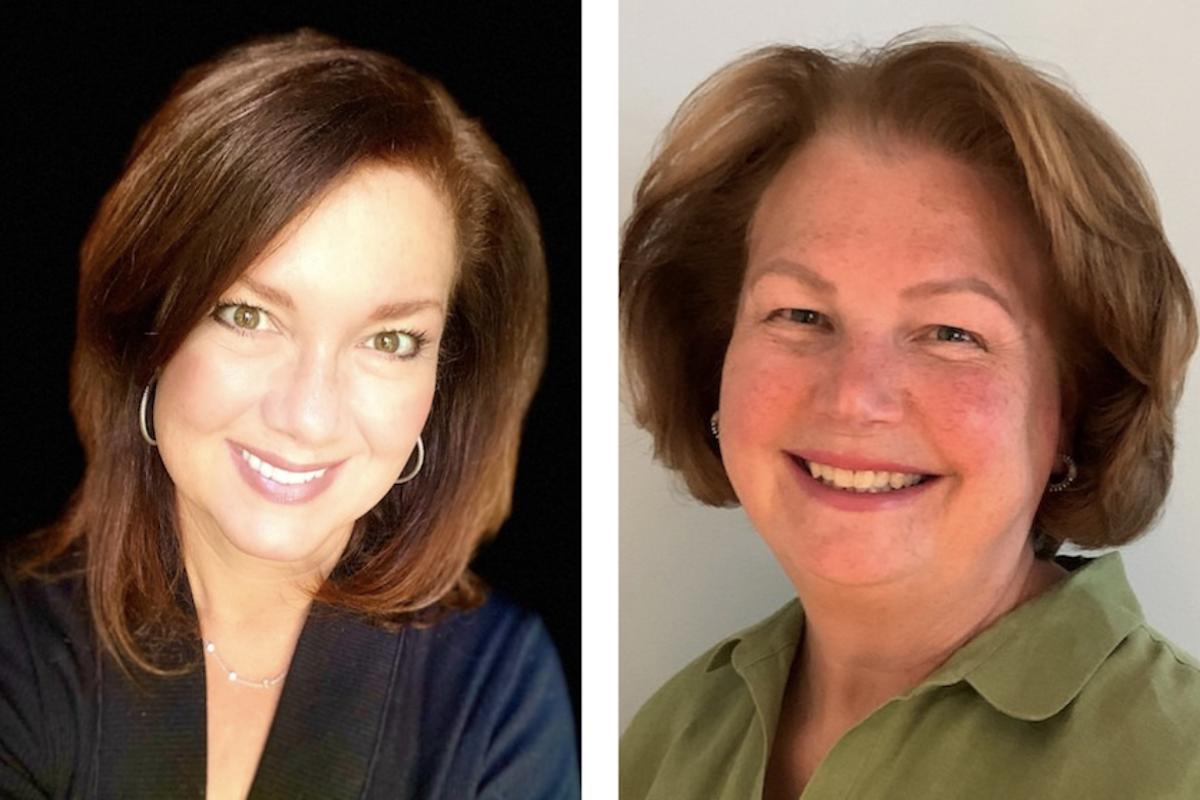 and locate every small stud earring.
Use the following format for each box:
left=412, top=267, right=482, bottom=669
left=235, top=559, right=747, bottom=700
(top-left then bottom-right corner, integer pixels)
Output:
left=1046, top=453, right=1077, bottom=493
